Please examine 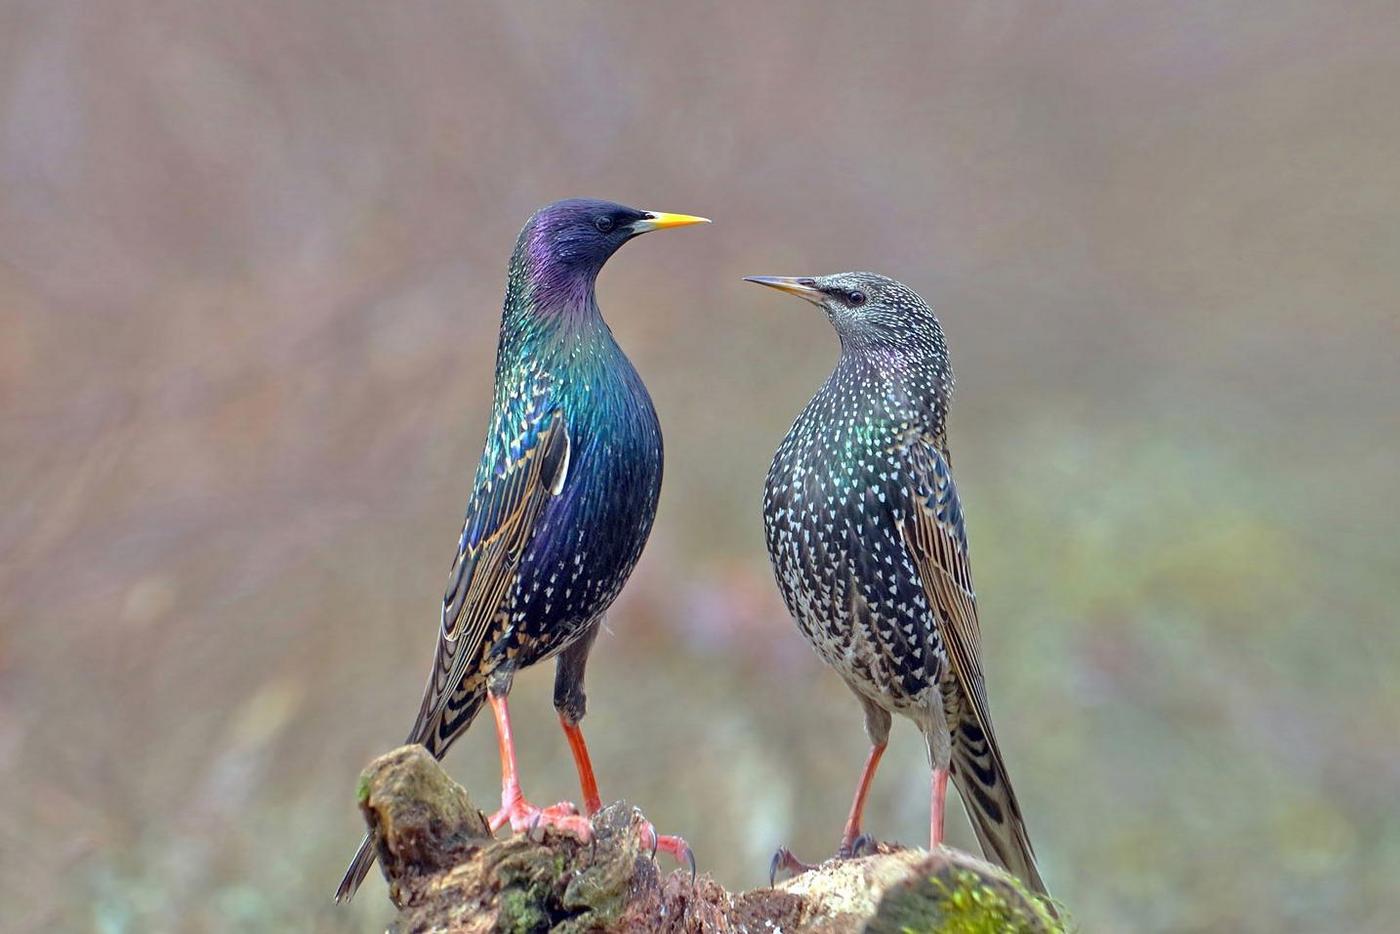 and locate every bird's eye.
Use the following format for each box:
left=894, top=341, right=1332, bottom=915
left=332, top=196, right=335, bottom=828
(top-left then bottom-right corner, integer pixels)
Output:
left=594, top=216, right=615, bottom=233
left=848, top=290, right=868, bottom=306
